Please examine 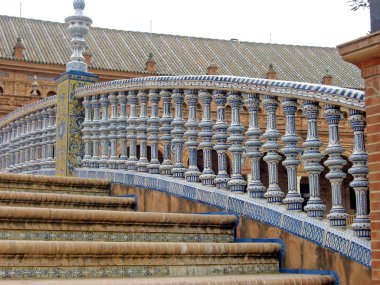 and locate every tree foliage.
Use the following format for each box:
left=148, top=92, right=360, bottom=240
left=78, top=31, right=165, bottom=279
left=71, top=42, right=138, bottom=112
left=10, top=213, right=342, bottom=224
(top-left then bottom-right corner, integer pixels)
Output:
left=349, top=0, right=370, bottom=11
